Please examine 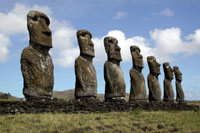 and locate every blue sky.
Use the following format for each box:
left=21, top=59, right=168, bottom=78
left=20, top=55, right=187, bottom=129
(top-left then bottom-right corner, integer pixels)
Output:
left=0, top=0, right=200, bottom=100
